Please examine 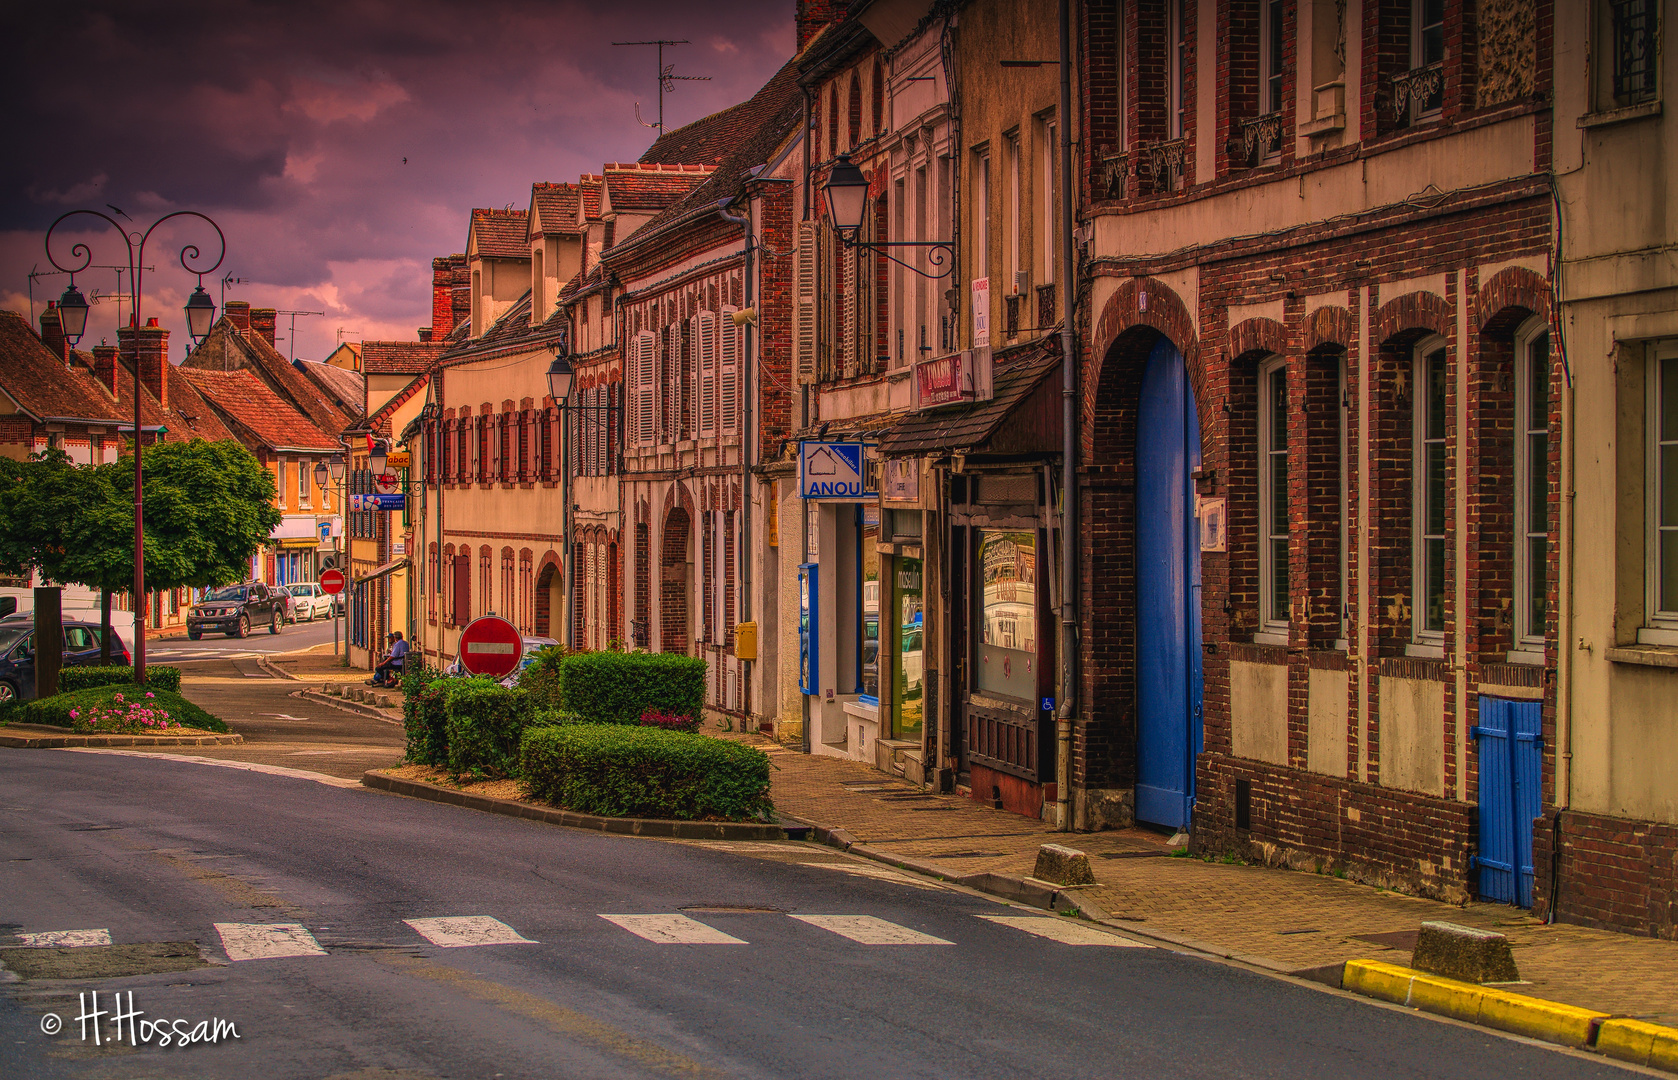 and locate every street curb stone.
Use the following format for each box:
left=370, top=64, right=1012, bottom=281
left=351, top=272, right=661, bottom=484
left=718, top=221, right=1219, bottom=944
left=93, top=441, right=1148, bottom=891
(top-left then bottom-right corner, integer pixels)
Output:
left=360, top=770, right=791, bottom=841
left=301, top=689, right=403, bottom=725
left=255, top=655, right=296, bottom=681
left=0, top=726, right=242, bottom=749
